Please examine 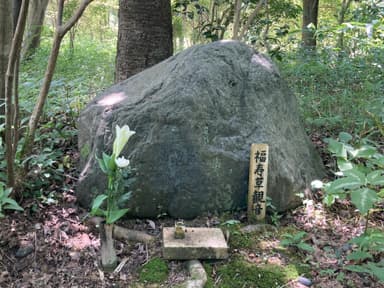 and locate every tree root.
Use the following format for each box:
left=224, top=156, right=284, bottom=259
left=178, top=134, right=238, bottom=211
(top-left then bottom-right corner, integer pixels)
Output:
left=87, top=216, right=155, bottom=244
left=113, top=225, right=154, bottom=244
